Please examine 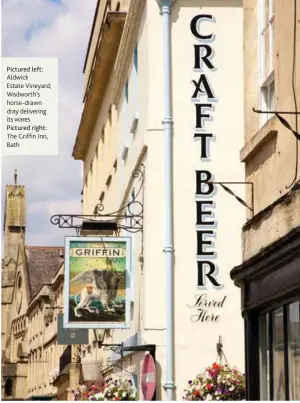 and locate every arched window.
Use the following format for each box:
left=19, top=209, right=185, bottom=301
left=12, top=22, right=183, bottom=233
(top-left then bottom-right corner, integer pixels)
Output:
left=5, top=378, right=13, bottom=396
